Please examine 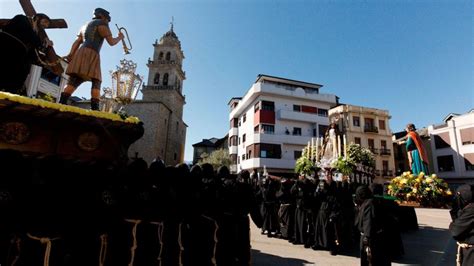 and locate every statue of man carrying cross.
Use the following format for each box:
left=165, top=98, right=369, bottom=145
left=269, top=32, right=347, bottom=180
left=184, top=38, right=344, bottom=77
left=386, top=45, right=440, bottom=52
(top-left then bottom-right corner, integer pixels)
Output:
left=0, top=0, right=67, bottom=95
